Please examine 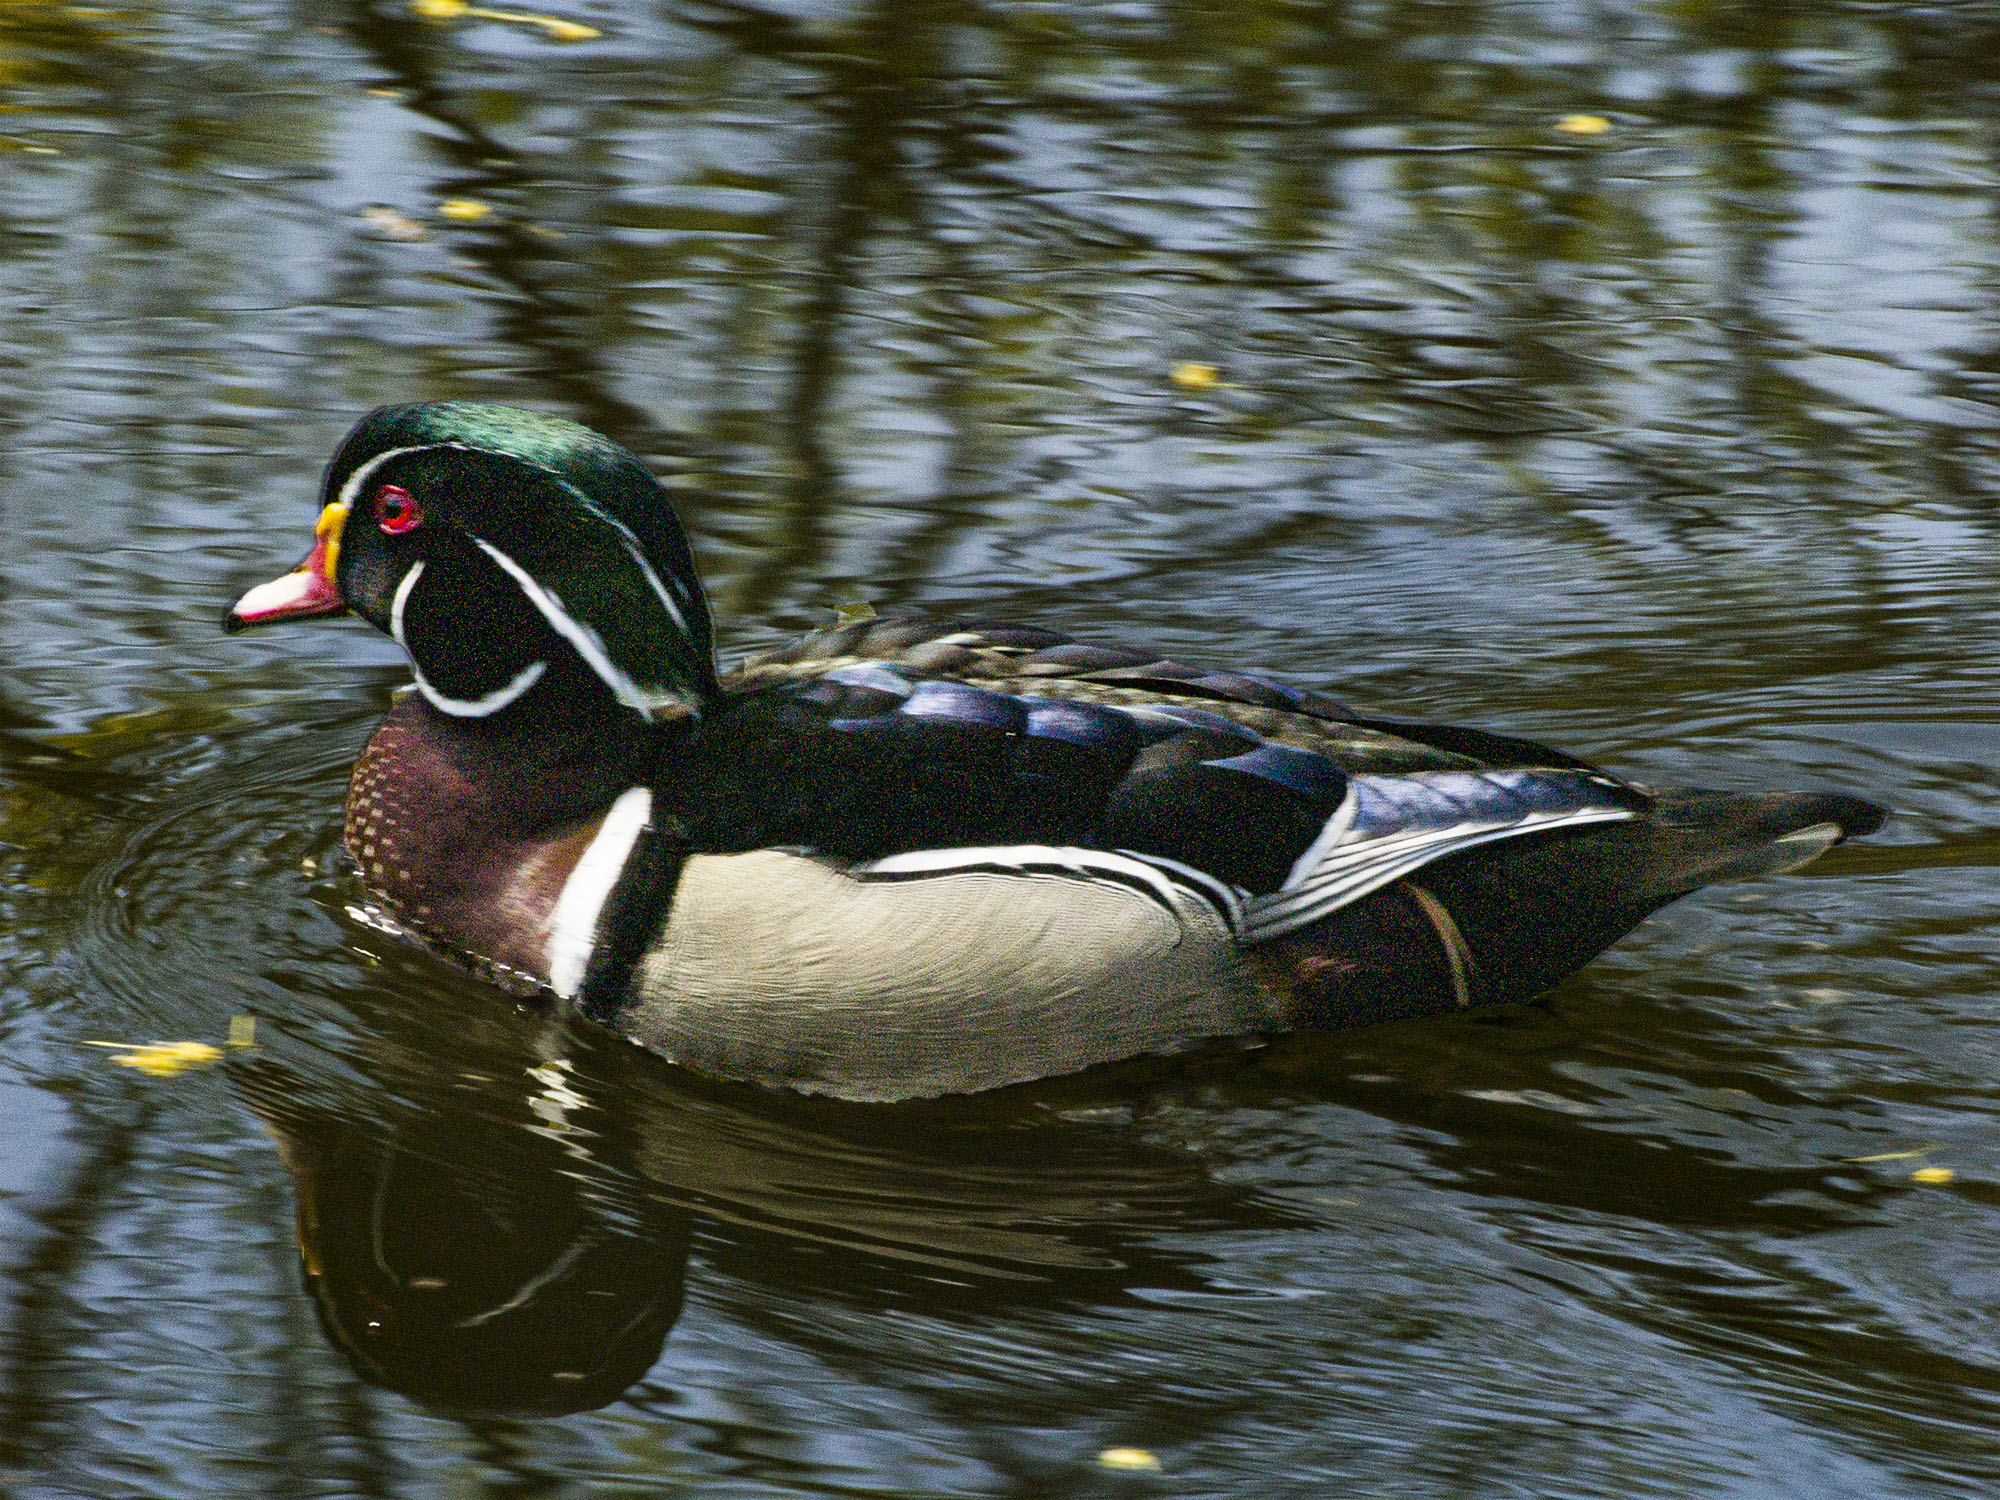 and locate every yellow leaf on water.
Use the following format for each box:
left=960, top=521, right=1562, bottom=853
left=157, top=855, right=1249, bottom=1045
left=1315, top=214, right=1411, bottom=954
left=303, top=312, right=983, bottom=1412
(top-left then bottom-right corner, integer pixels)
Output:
left=83, top=1040, right=225, bottom=1077
left=1556, top=114, right=1612, bottom=135
left=421, top=1, right=600, bottom=40
left=1098, top=1448, right=1162, bottom=1471
left=437, top=197, right=493, bottom=221
left=1911, top=1166, right=1958, bottom=1185
left=468, top=9, right=599, bottom=42
left=1170, top=361, right=1220, bottom=390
